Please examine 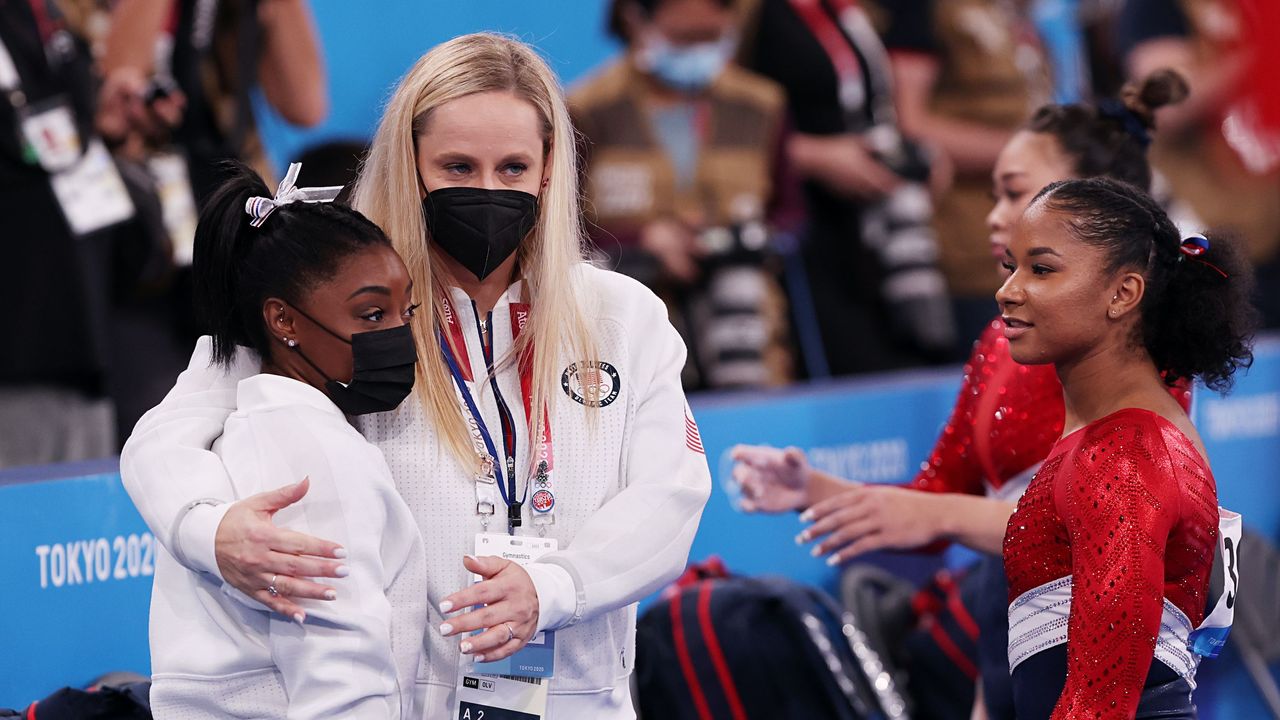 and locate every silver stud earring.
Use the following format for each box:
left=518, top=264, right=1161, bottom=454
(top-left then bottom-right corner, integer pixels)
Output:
left=285, top=337, right=297, bottom=347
